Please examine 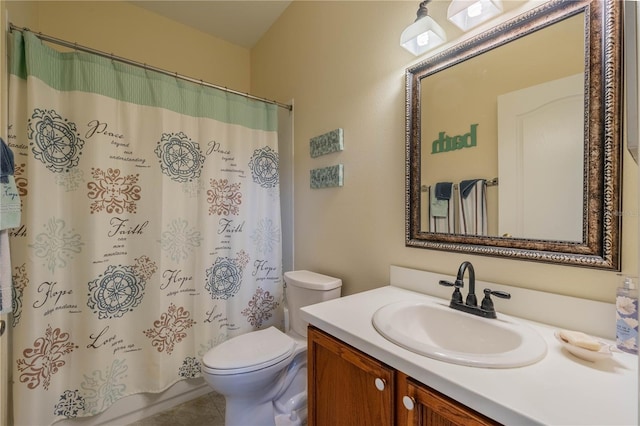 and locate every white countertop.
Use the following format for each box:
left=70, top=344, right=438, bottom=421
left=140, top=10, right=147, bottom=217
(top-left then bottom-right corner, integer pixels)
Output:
left=301, top=285, right=638, bottom=425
